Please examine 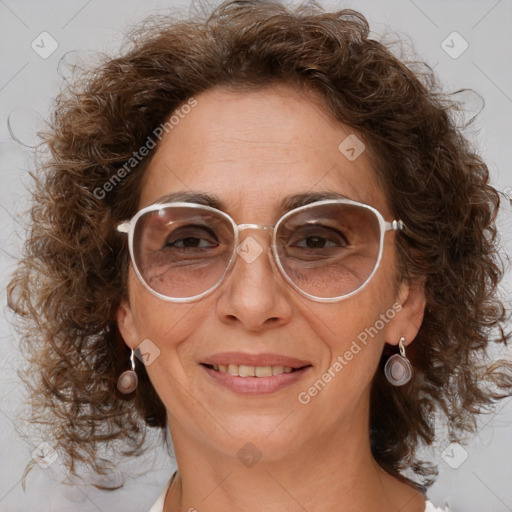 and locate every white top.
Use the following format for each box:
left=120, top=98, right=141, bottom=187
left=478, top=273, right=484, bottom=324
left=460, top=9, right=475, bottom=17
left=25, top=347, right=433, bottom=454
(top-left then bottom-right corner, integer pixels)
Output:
left=149, top=473, right=450, bottom=512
